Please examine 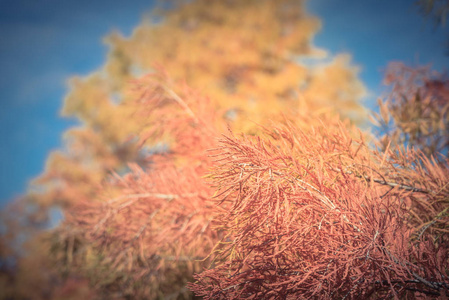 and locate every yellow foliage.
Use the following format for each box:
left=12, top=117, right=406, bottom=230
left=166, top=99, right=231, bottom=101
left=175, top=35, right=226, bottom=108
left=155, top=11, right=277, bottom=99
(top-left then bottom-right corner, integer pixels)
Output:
left=104, top=0, right=366, bottom=128
left=30, top=0, right=367, bottom=208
